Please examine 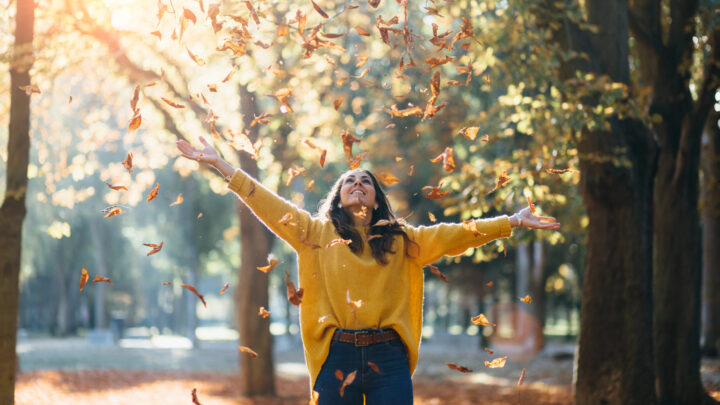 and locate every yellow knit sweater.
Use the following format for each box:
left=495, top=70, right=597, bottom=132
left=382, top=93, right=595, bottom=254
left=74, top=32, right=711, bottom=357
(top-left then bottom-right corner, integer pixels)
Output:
left=227, top=169, right=512, bottom=387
